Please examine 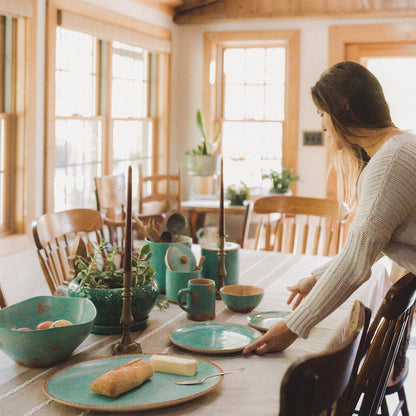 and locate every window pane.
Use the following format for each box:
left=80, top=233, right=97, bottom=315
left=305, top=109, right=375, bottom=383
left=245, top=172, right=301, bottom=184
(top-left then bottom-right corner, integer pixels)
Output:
left=367, top=58, right=416, bottom=132
left=222, top=46, right=286, bottom=190
left=54, top=119, right=102, bottom=210
left=55, top=28, right=96, bottom=117
left=223, top=121, right=282, bottom=189
left=112, top=120, right=153, bottom=201
left=112, top=42, right=148, bottom=118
